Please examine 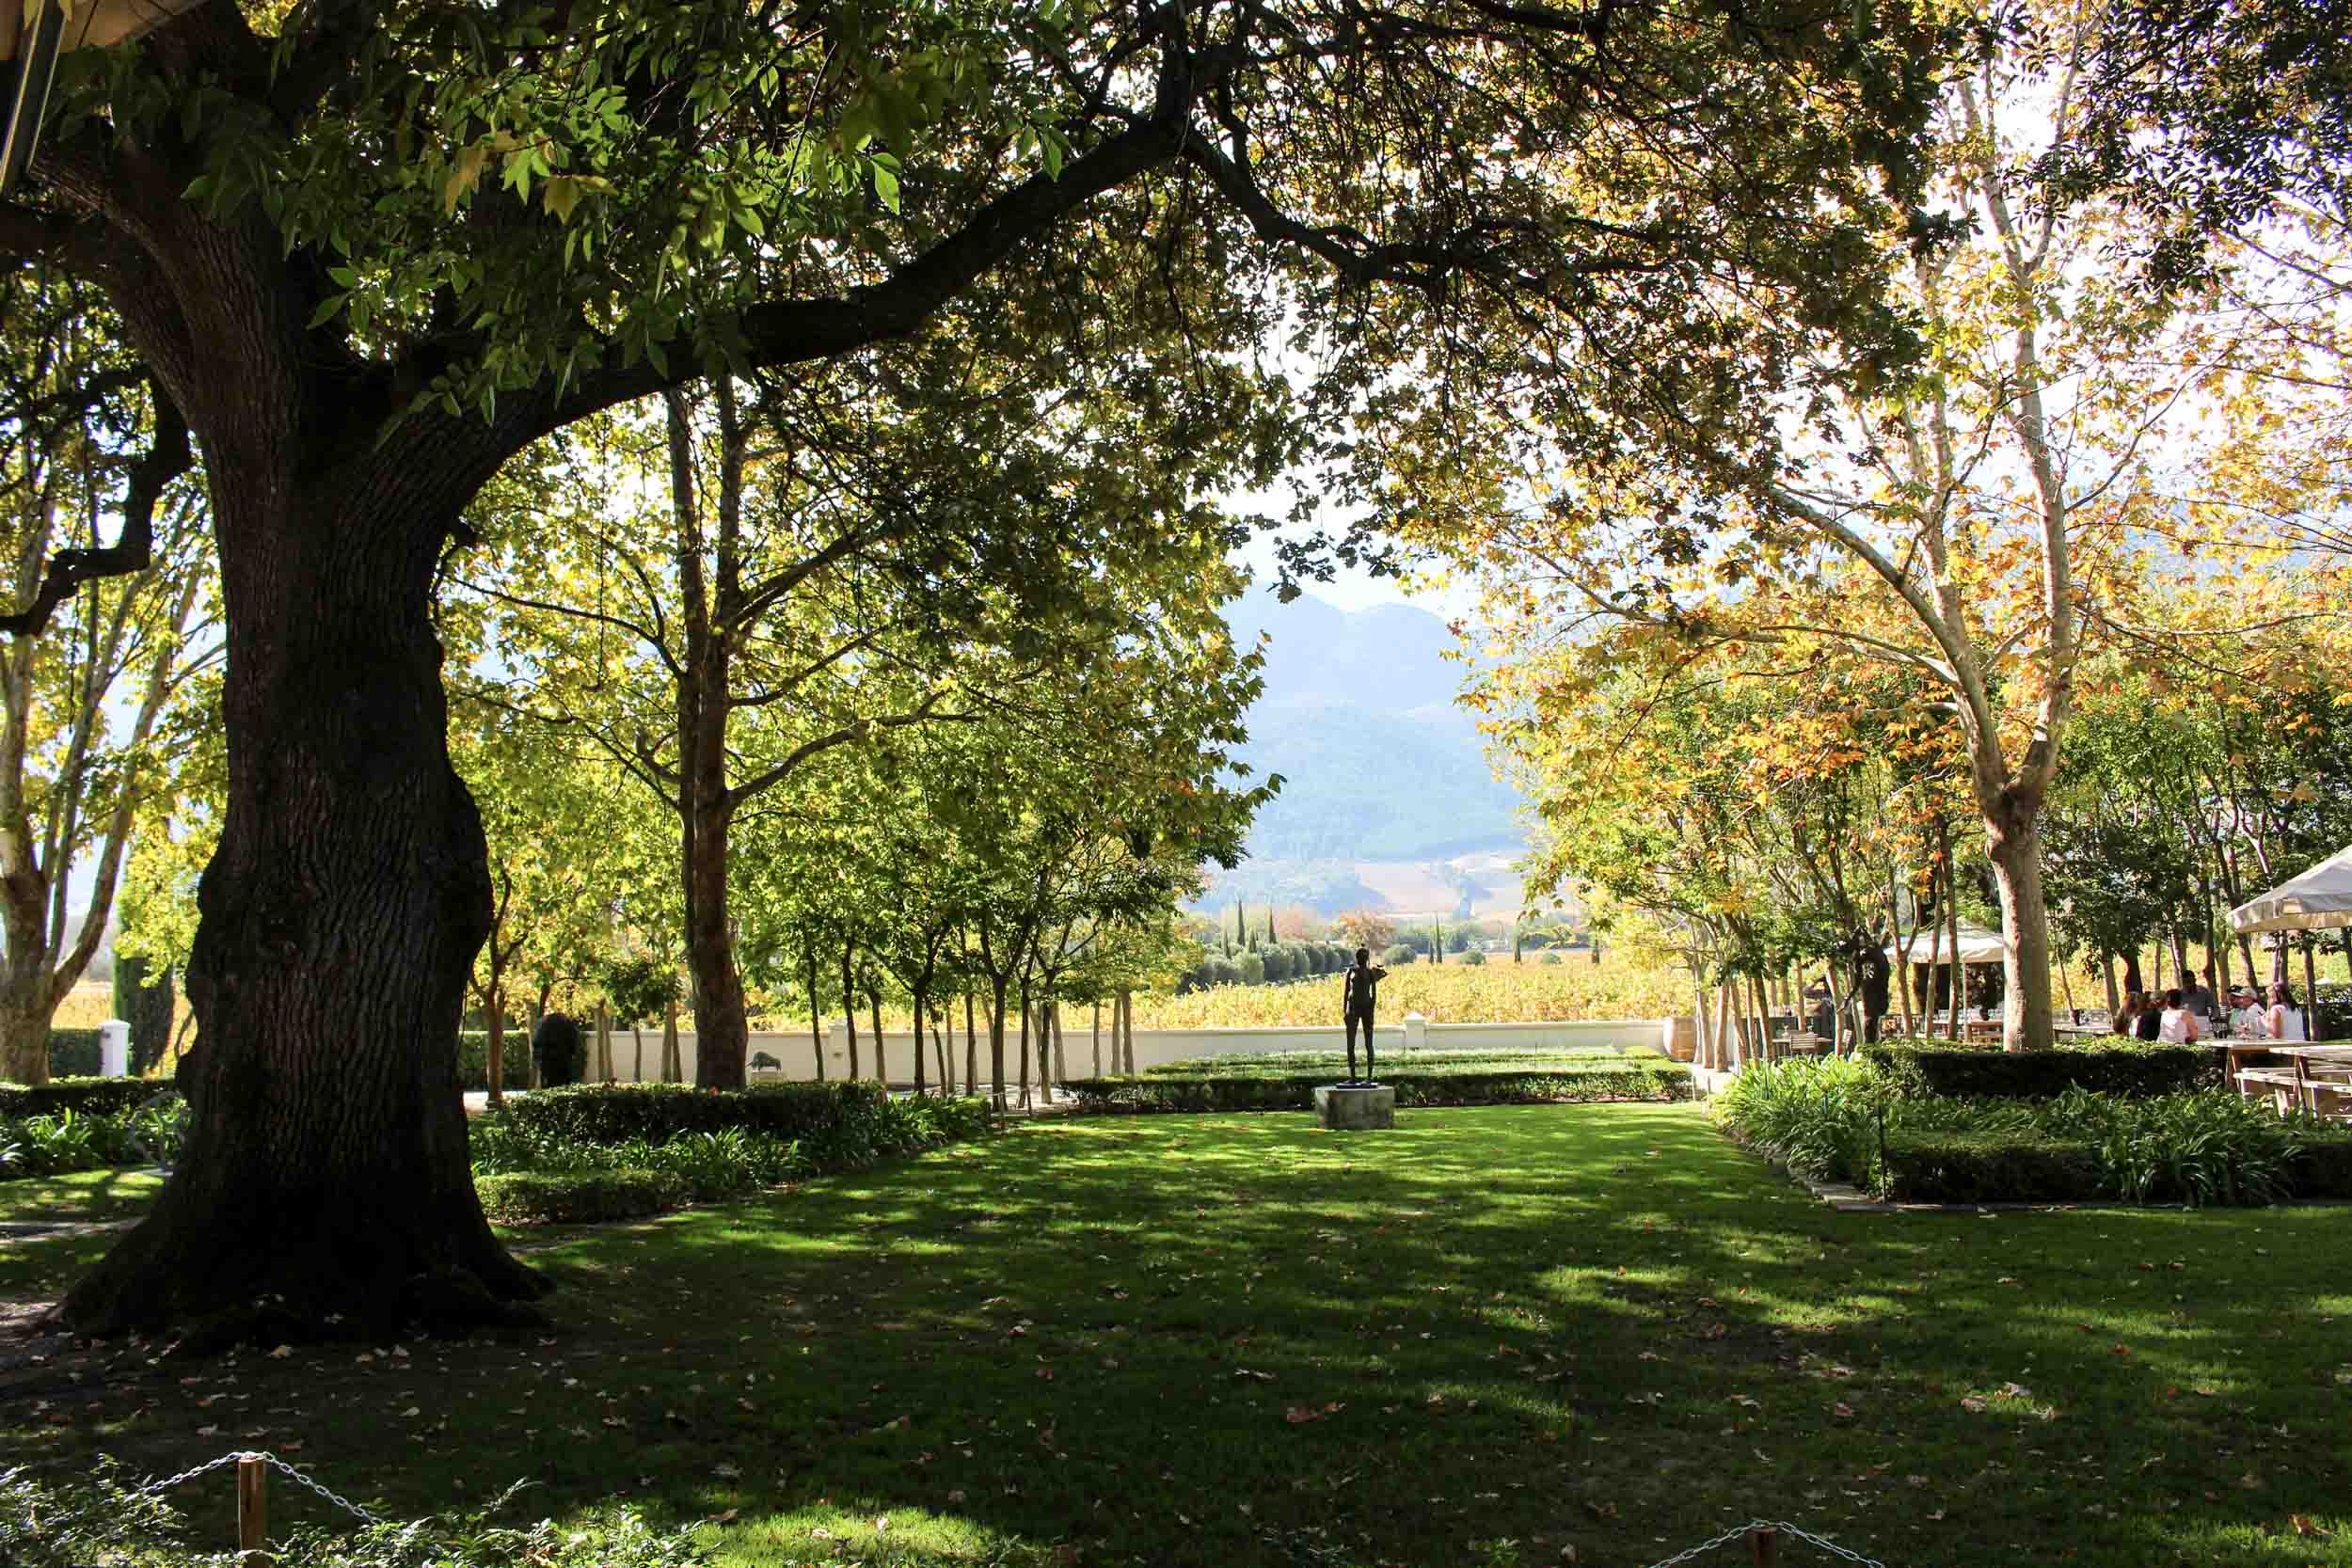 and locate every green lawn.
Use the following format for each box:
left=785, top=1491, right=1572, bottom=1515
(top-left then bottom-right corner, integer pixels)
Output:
left=0, top=1167, right=166, bottom=1226
left=5, top=1105, right=2351, bottom=1568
